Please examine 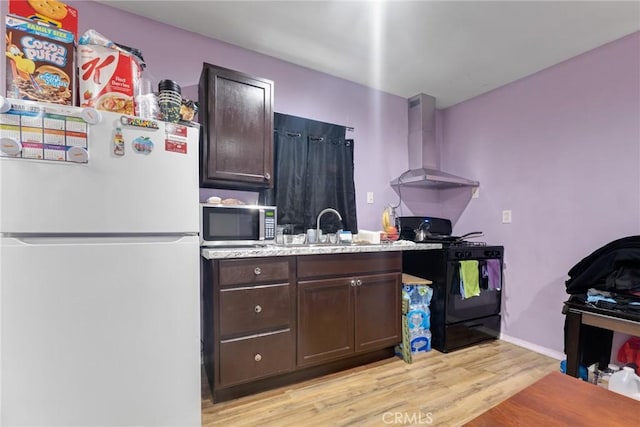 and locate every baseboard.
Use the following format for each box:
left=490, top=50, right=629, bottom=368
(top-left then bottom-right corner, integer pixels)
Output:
left=500, top=334, right=565, bottom=361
